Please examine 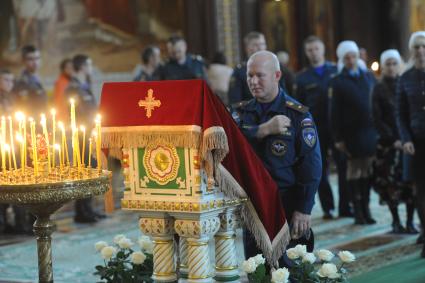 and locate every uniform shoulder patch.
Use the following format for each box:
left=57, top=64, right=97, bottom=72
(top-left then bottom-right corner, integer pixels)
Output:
left=301, top=117, right=314, bottom=127
left=302, top=127, right=317, bottom=147
left=285, top=100, right=309, bottom=114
